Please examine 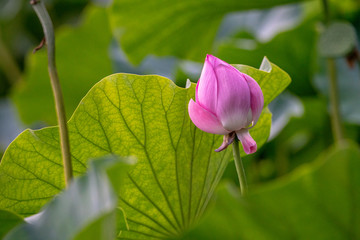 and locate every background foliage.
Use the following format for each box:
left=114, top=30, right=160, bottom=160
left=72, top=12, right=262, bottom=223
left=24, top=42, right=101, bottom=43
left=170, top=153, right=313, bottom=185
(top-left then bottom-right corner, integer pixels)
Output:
left=1, top=0, right=360, bottom=239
